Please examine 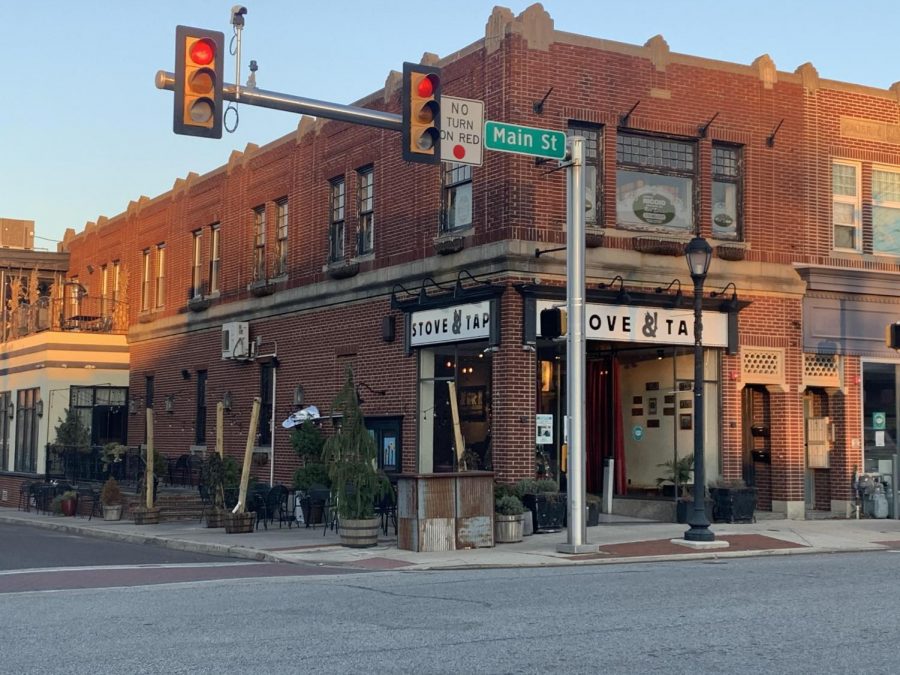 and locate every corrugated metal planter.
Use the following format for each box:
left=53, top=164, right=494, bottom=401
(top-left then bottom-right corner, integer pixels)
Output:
left=494, top=514, right=523, bottom=543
